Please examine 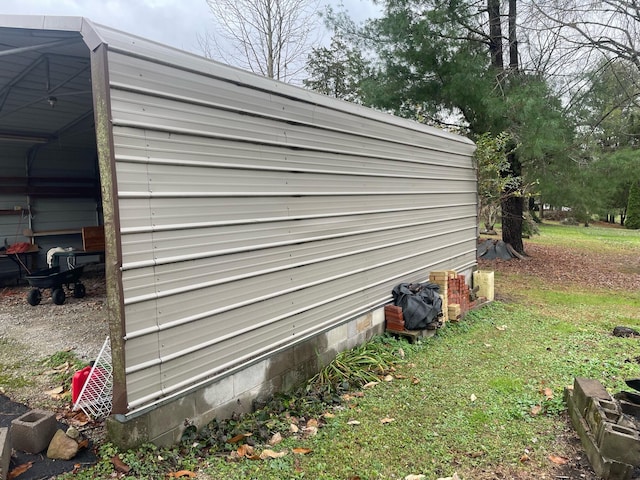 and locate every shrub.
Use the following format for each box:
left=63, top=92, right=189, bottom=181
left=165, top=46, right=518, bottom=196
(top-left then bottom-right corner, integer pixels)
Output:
left=626, top=180, right=640, bottom=229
